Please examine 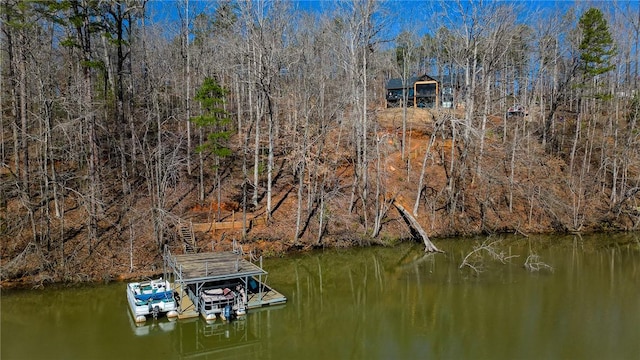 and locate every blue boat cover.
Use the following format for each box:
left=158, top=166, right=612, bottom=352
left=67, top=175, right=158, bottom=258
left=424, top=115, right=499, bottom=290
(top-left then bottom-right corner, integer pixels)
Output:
left=135, top=291, right=172, bottom=302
